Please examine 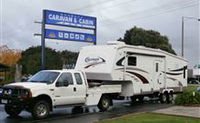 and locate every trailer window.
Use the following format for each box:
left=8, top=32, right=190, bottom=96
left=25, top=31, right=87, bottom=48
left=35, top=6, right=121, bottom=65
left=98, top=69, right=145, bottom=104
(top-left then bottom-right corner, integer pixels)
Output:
left=156, top=63, right=159, bottom=72
left=128, top=56, right=137, bottom=66
left=74, top=73, right=83, bottom=85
